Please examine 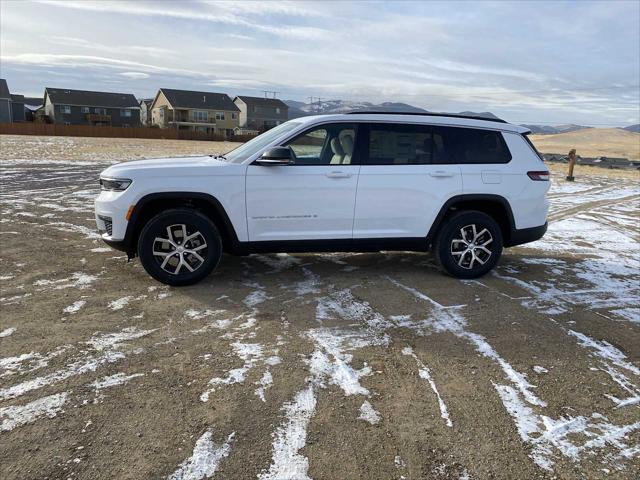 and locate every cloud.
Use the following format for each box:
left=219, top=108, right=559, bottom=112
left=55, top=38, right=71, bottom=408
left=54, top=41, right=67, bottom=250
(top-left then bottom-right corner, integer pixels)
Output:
left=36, top=0, right=330, bottom=39
left=1, top=0, right=638, bottom=125
left=119, top=72, right=150, bottom=80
